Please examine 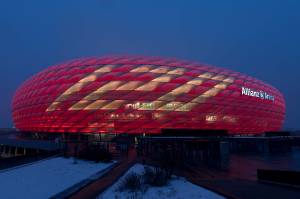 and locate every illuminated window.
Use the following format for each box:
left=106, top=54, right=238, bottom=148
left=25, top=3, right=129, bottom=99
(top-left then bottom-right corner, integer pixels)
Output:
left=69, top=100, right=91, bottom=110
left=127, top=102, right=155, bottom=110
left=116, top=81, right=142, bottom=90
left=130, top=65, right=152, bottom=72
left=158, top=102, right=182, bottom=111
left=138, top=100, right=165, bottom=110
left=175, top=102, right=197, bottom=112
left=101, top=100, right=125, bottom=110
left=84, top=100, right=108, bottom=110
left=152, top=75, right=172, bottom=82
left=135, top=81, right=160, bottom=91
left=150, top=66, right=170, bottom=74
left=206, top=115, right=217, bottom=122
